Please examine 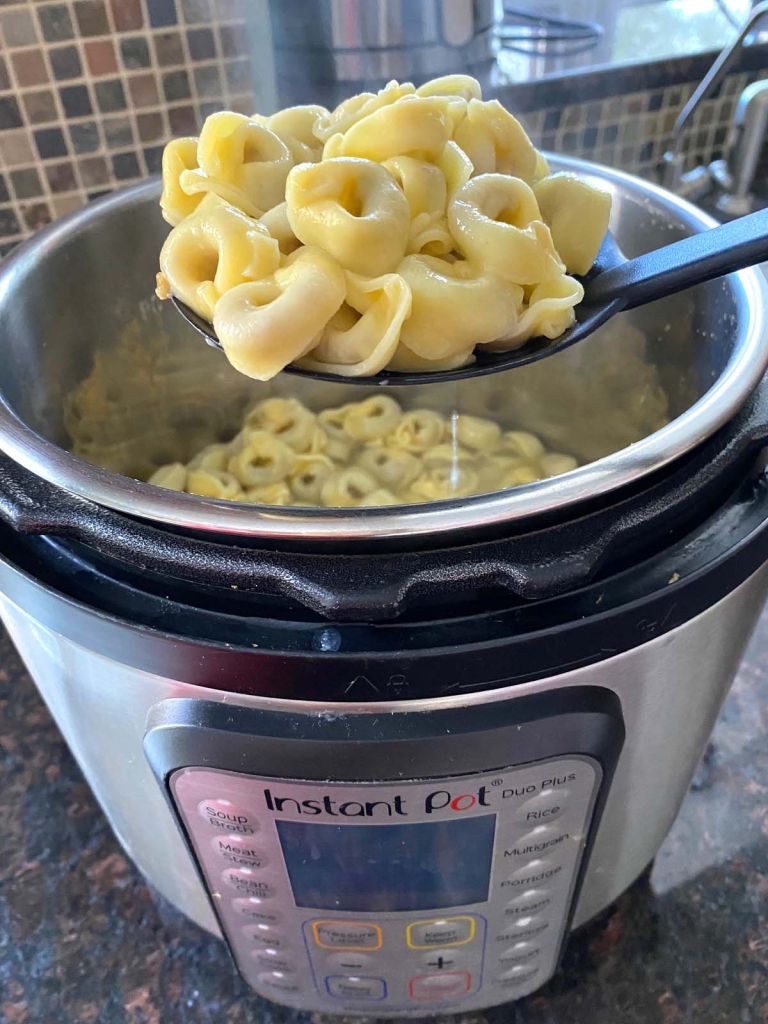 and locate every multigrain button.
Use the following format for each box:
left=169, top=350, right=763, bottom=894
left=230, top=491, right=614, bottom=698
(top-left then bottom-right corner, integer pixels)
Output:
left=504, top=889, right=552, bottom=916
left=326, top=975, right=387, bottom=1000
left=210, top=834, right=269, bottom=868
left=222, top=867, right=276, bottom=898
left=407, top=917, right=475, bottom=949
left=514, top=789, right=569, bottom=826
left=232, top=898, right=281, bottom=924
left=327, top=952, right=374, bottom=972
left=257, top=970, right=301, bottom=994
left=409, top=972, right=472, bottom=1001
left=253, top=948, right=295, bottom=972
left=496, top=964, right=540, bottom=987
left=498, top=941, right=541, bottom=964
left=313, top=921, right=383, bottom=950
left=502, top=858, right=563, bottom=890
left=504, top=825, right=570, bottom=860
left=197, top=798, right=258, bottom=834
left=498, top=915, right=550, bottom=941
